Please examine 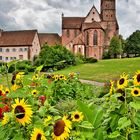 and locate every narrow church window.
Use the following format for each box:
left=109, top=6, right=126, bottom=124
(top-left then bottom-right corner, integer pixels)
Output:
left=66, top=29, right=70, bottom=37
left=93, top=30, right=98, bottom=45
left=86, top=32, right=89, bottom=45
